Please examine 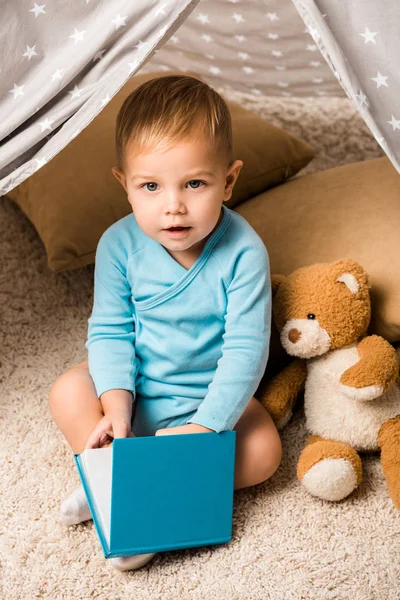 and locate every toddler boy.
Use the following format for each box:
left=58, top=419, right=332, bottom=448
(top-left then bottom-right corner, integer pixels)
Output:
left=49, top=75, right=281, bottom=572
